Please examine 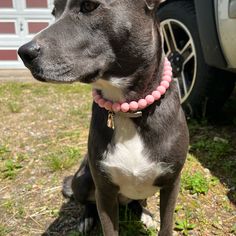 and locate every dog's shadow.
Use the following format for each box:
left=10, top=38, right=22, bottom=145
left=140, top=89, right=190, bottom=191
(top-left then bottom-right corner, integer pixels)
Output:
left=42, top=199, right=89, bottom=236
left=42, top=199, right=153, bottom=236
